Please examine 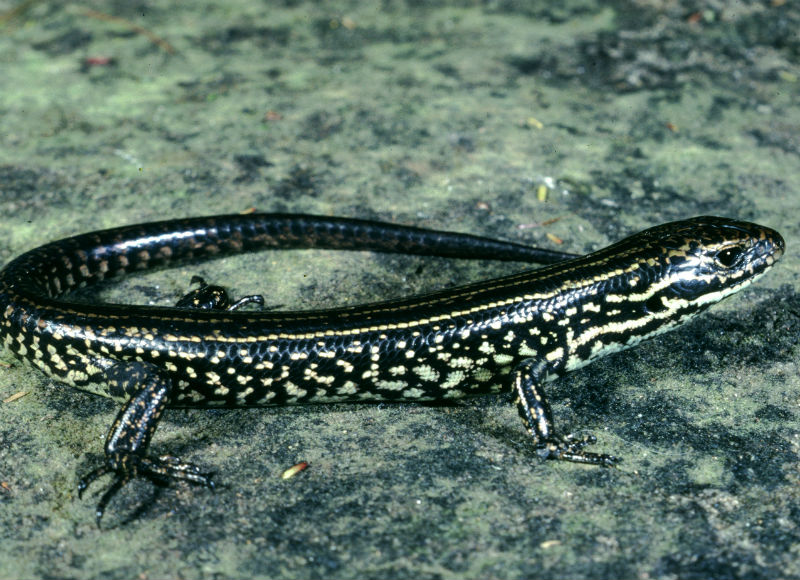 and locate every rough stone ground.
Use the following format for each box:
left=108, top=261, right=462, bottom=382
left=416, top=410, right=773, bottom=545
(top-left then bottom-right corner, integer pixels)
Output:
left=0, top=1, right=798, bottom=578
